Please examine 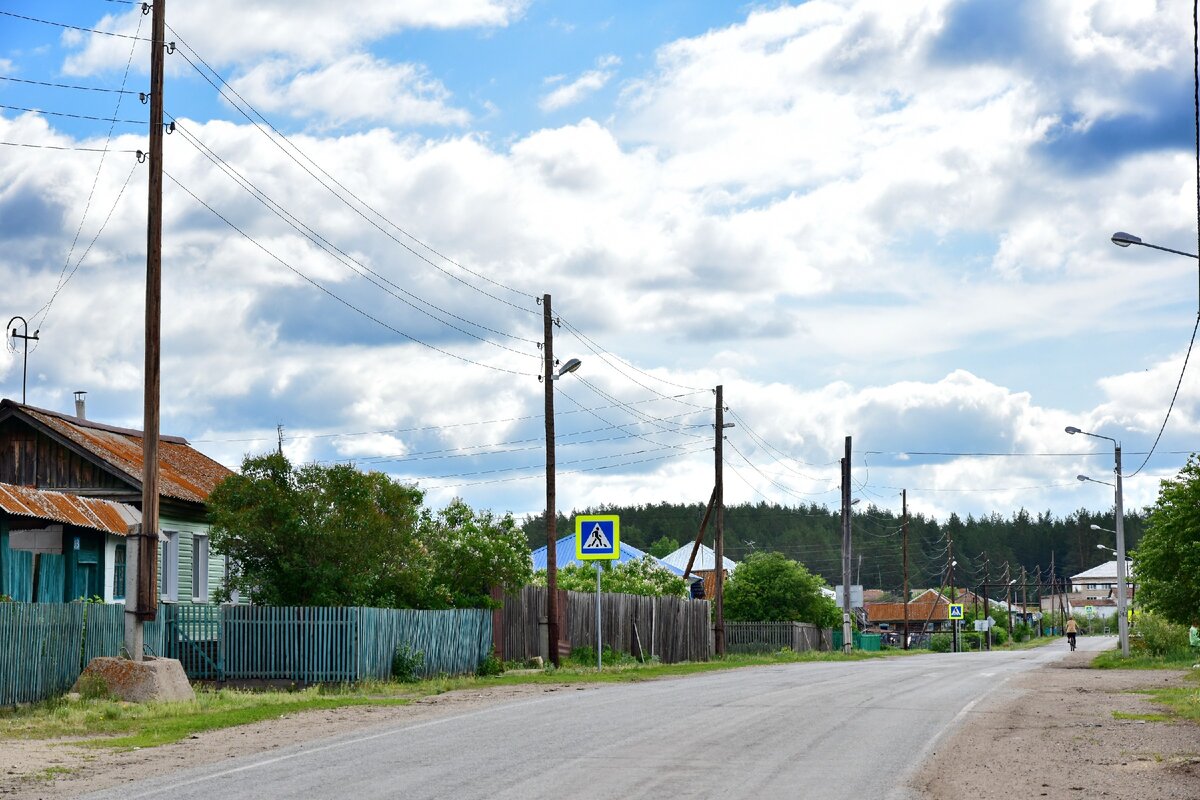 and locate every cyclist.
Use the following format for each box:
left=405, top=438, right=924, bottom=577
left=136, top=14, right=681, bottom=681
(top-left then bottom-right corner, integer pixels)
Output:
left=1065, top=617, right=1078, bottom=651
